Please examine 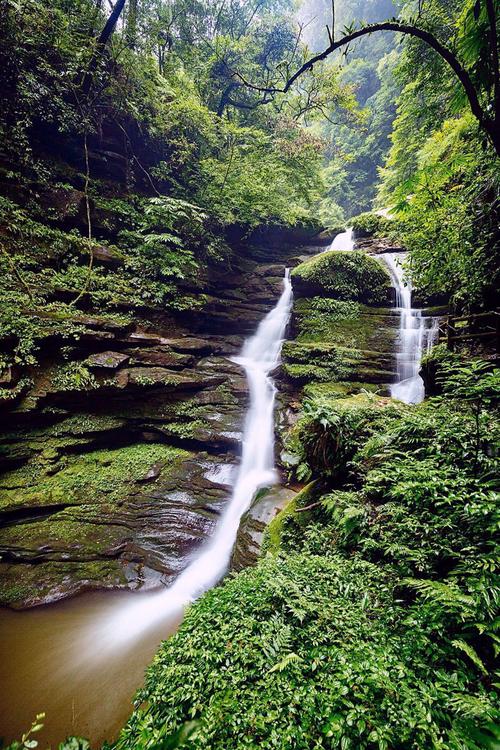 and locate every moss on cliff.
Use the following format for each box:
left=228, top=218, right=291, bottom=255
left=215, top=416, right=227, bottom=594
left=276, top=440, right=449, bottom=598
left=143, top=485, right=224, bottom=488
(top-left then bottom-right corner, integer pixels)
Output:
left=294, top=297, right=397, bottom=353
left=0, top=442, right=188, bottom=512
left=290, top=250, right=393, bottom=305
